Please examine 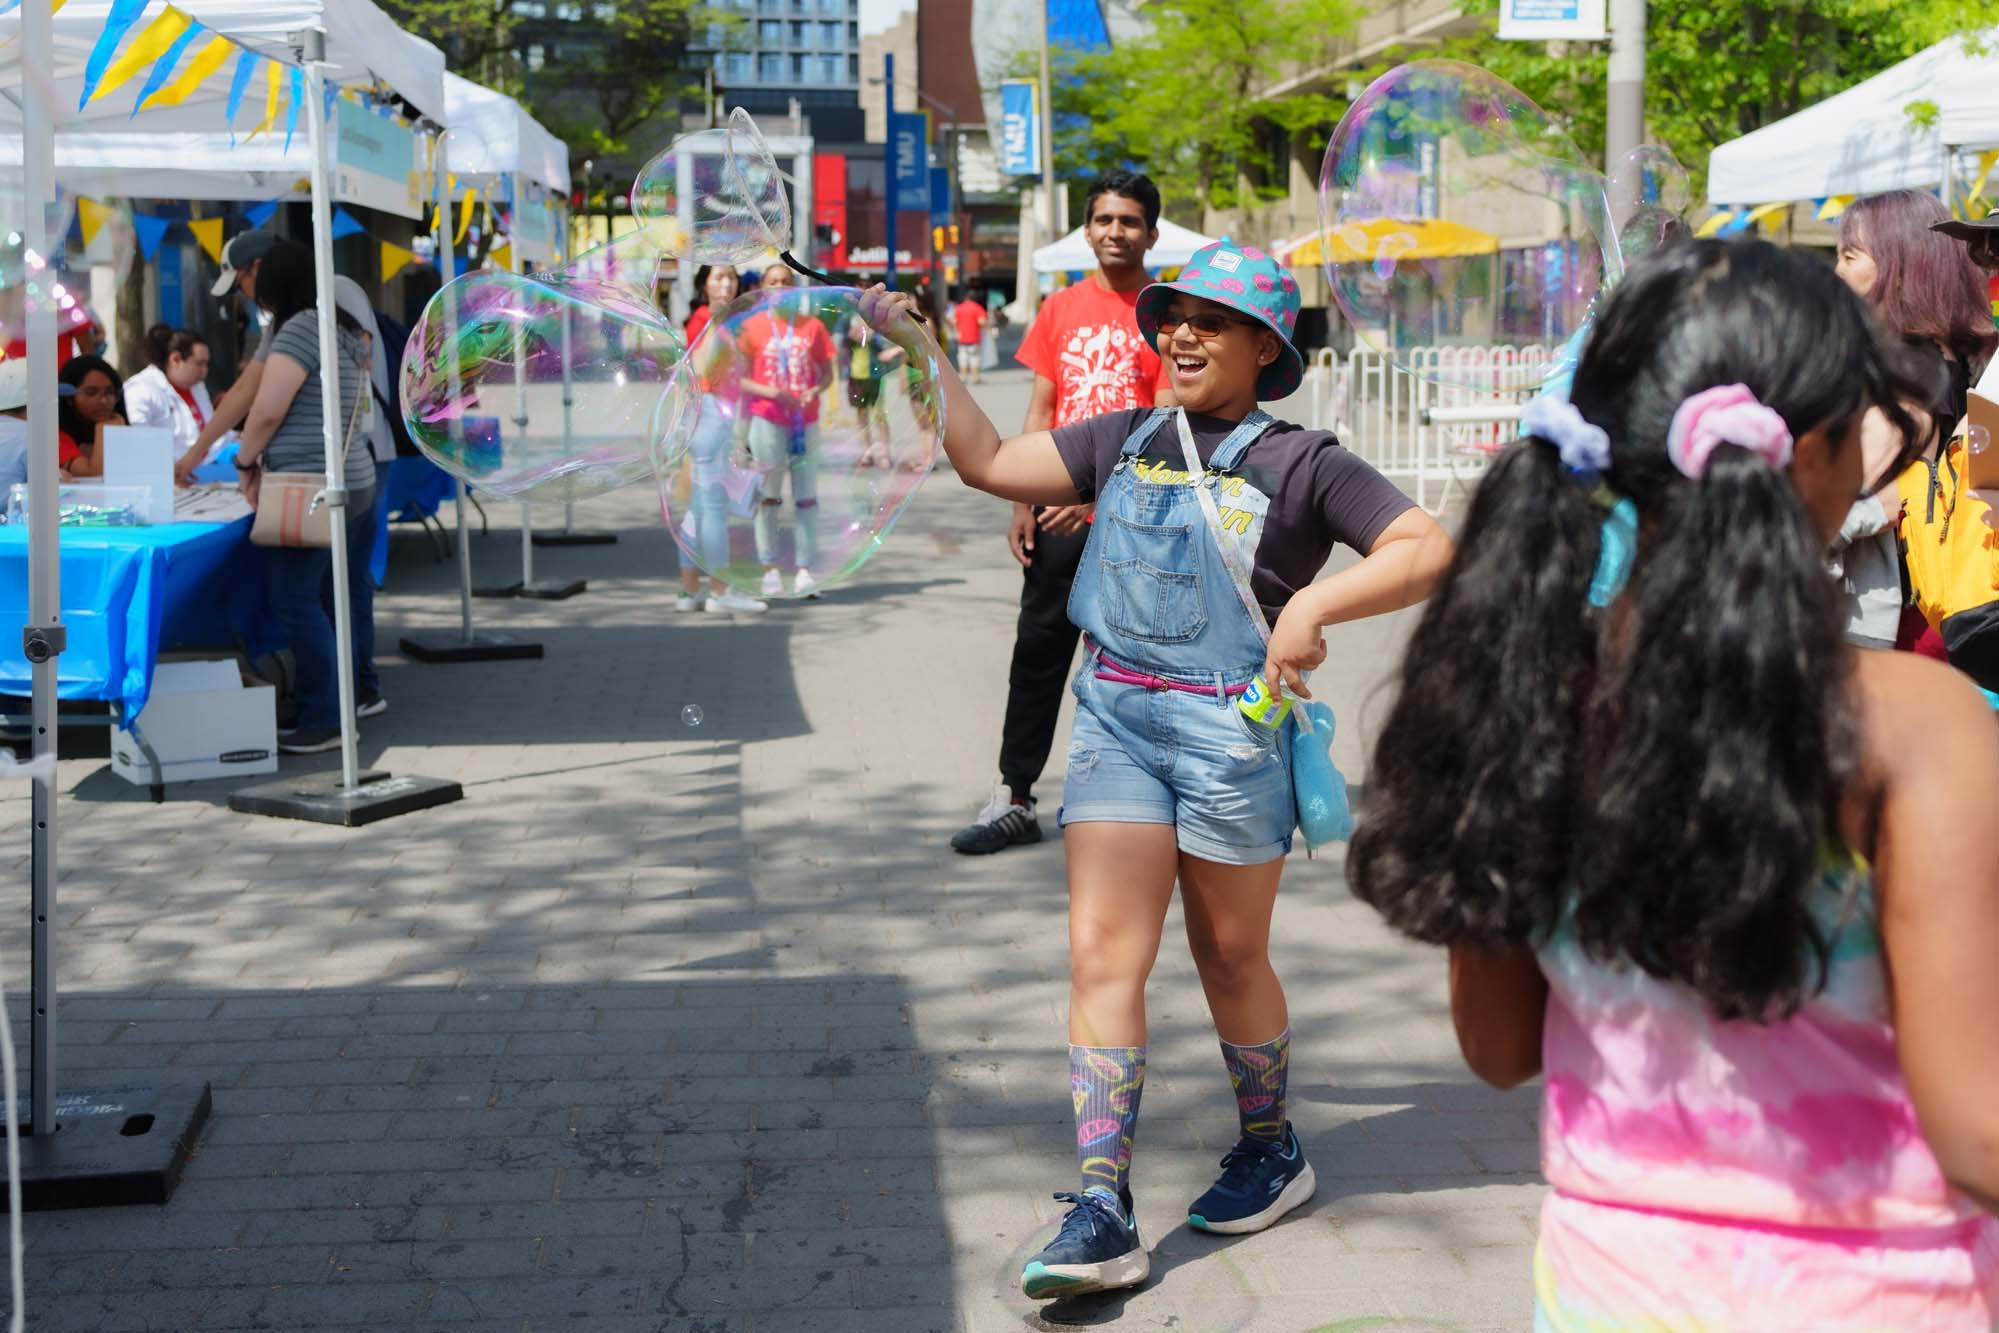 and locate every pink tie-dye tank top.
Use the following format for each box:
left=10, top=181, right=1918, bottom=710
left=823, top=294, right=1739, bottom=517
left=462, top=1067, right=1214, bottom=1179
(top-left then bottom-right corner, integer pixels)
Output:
left=1532, top=864, right=1999, bottom=1330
